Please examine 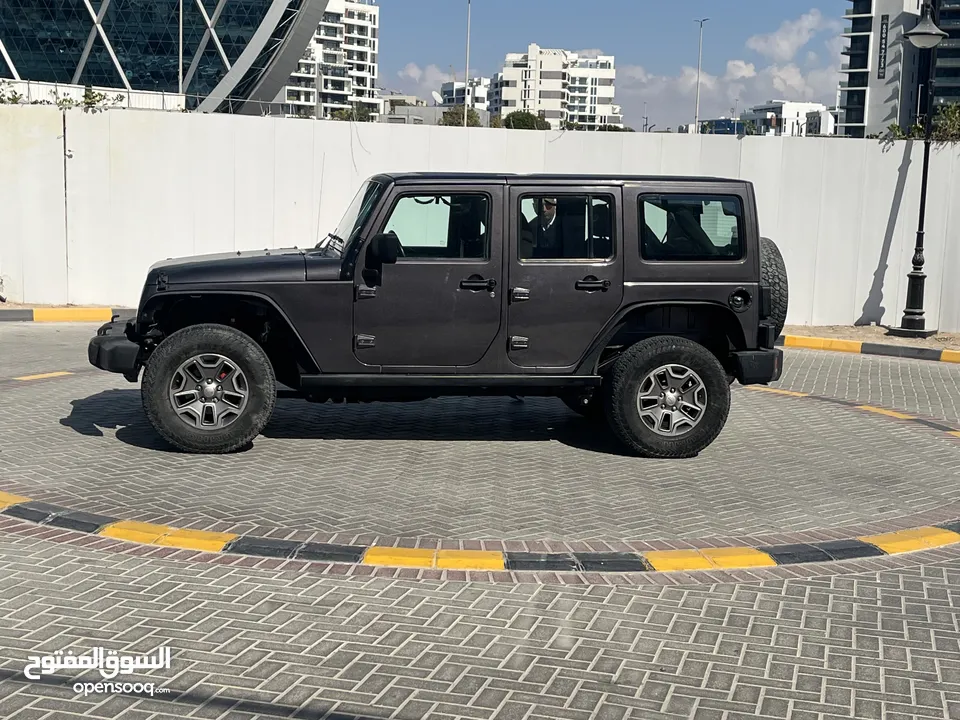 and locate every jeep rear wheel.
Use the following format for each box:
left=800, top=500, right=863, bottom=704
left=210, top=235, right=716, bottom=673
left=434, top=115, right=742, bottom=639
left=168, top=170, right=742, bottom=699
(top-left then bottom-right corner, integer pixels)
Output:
left=604, top=336, right=730, bottom=458
left=141, top=323, right=277, bottom=454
